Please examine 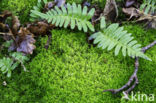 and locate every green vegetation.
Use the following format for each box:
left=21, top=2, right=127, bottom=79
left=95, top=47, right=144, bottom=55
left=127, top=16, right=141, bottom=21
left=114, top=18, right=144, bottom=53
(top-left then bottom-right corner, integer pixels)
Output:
left=0, top=52, right=29, bottom=78
left=90, top=17, right=151, bottom=61
left=31, top=2, right=95, bottom=32
left=0, top=26, right=155, bottom=102
left=30, top=0, right=48, bottom=21
left=0, top=0, right=38, bottom=23
left=0, top=0, right=155, bottom=102
left=140, top=0, right=156, bottom=14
